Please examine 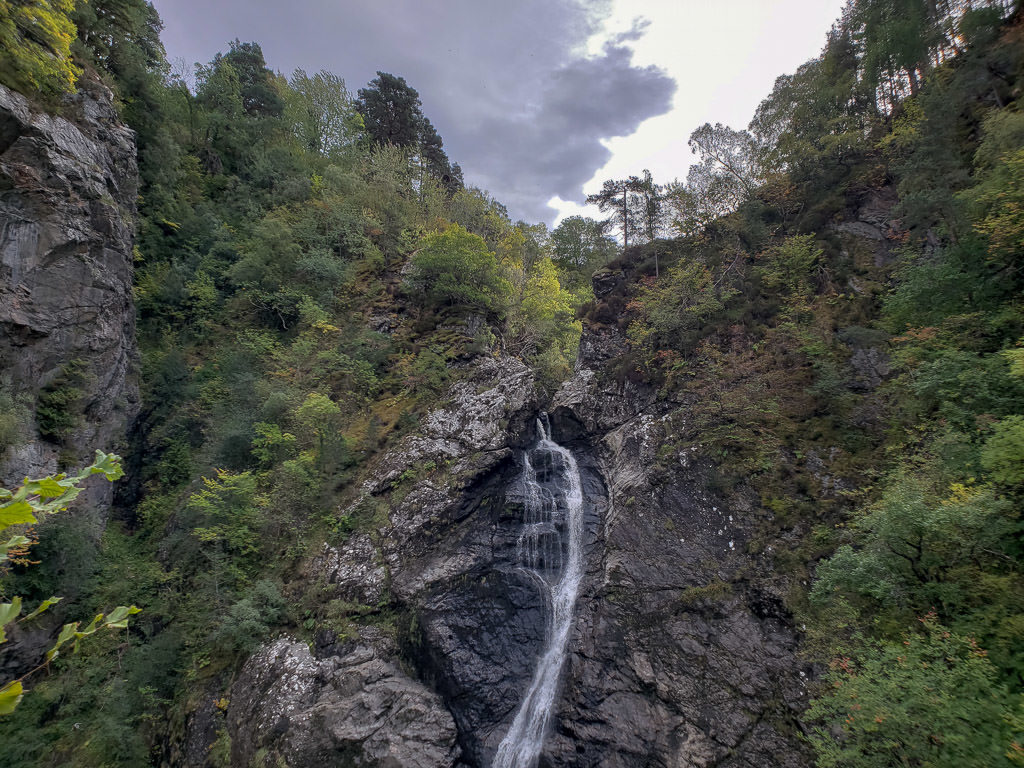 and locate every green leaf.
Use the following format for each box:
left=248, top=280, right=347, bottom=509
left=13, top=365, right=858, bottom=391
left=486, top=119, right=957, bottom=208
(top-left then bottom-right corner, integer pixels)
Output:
left=0, top=500, right=37, bottom=529
left=23, top=476, right=73, bottom=499
left=46, top=621, right=79, bottom=662
left=0, top=681, right=24, bottom=716
left=37, top=486, right=82, bottom=514
left=0, top=598, right=23, bottom=627
left=0, top=598, right=23, bottom=645
left=0, top=535, right=30, bottom=563
left=88, top=451, right=124, bottom=482
left=35, top=486, right=82, bottom=514
left=103, top=605, right=141, bottom=629
left=21, top=597, right=61, bottom=623
left=79, top=613, right=104, bottom=636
